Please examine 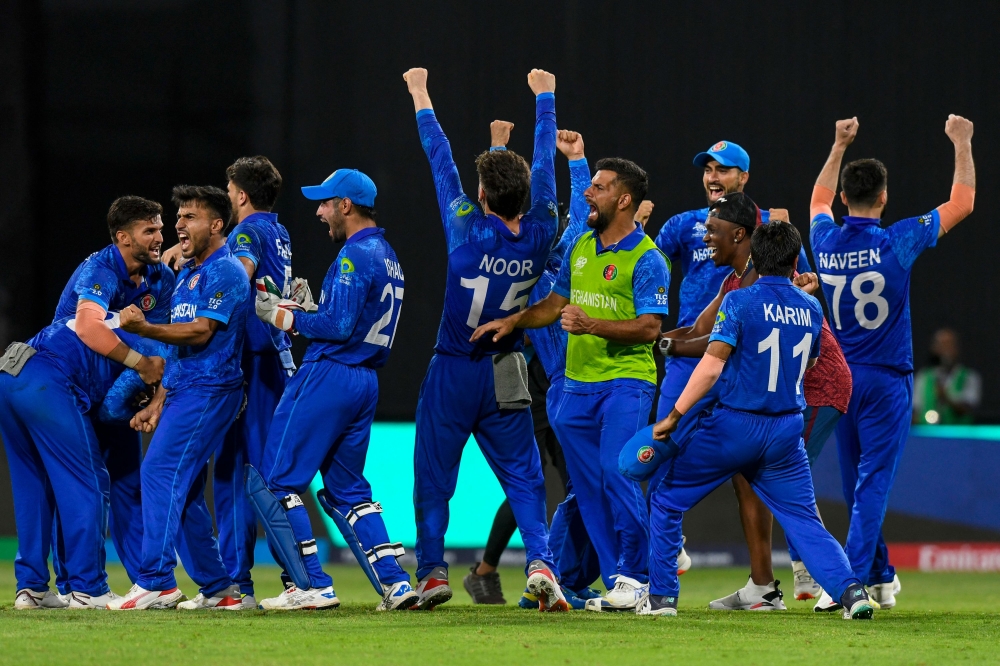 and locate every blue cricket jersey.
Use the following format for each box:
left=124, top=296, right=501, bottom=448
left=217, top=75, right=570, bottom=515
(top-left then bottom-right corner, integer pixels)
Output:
left=164, top=246, right=250, bottom=392
left=810, top=210, right=939, bottom=374
left=525, top=156, right=592, bottom=383
left=54, top=244, right=176, bottom=324
left=226, top=212, right=293, bottom=354
left=416, top=92, right=558, bottom=357
left=710, top=276, right=823, bottom=415
left=295, top=227, right=404, bottom=369
left=654, top=208, right=812, bottom=327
